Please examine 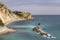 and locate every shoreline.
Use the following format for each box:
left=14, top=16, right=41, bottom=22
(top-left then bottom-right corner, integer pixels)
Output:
left=5, top=17, right=35, bottom=25
left=0, top=26, right=16, bottom=35
left=0, top=17, right=34, bottom=35
left=5, top=19, right=26, bottom=25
